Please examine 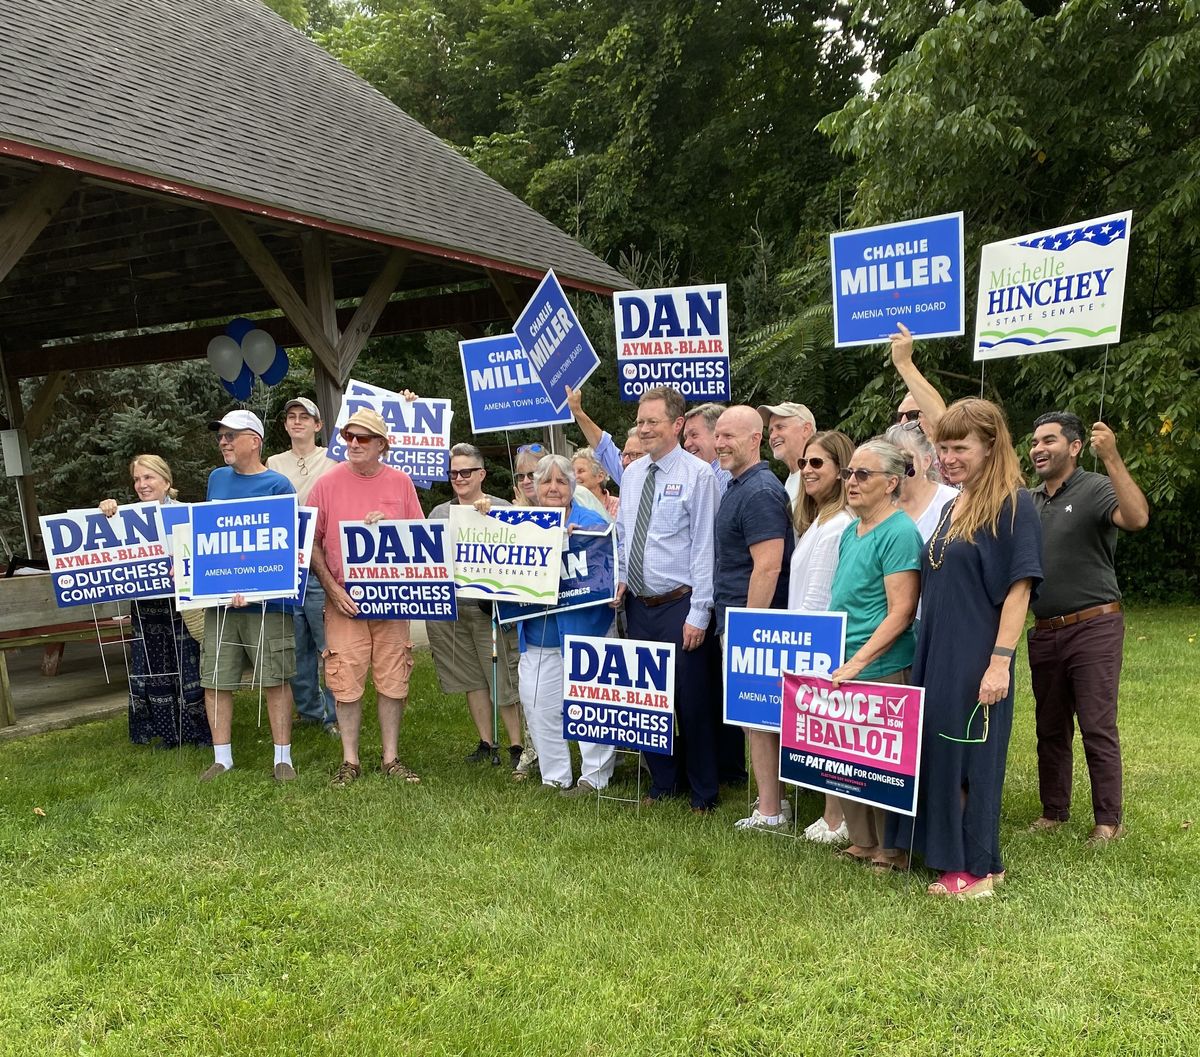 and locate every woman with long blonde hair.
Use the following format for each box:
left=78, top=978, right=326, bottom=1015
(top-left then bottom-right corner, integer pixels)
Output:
left=899, top=398, right=1043, bottom=898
